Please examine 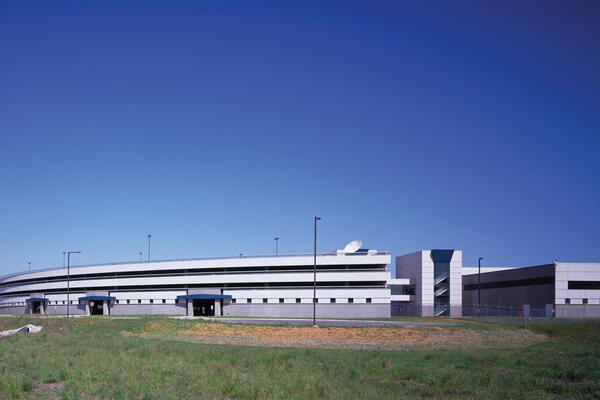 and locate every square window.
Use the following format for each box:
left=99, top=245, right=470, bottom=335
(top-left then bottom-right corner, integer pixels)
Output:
left=247, top=299, right=251, bottom=304
left=330, top=298, right=336, bottom=303
left=366, top=298, right=372, bottom=303
left=279, top=298, right=284, bottom=304
left=263, top=298, right=268, bottom=303
left=232, top=299, right=236, bottom=304
left=138, top=299, right=141, bottom=304
left=150, top=299, right=154, bottom=304
left=162, top=299, right=166, bottom=304
left=127, top=299, right=130, bottom=304
left=583, top=298, right=588, bottom=304
left=116, top=300, right=120, bottom=304
left=348, top=298, right=354, bottom=304
left=296, top=298, right=301, bottom=303
left=565, top=298, right=571, bottom=304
